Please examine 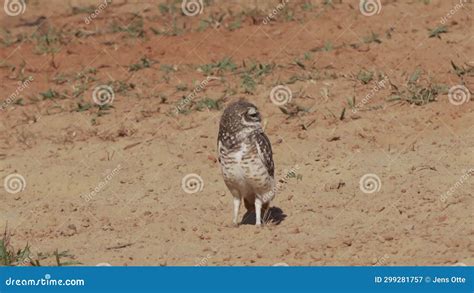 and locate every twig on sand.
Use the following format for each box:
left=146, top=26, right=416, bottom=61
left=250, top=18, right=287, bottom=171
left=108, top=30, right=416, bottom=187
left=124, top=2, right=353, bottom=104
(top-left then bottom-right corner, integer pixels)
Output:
left=106, top=243, right=133, bottom=250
